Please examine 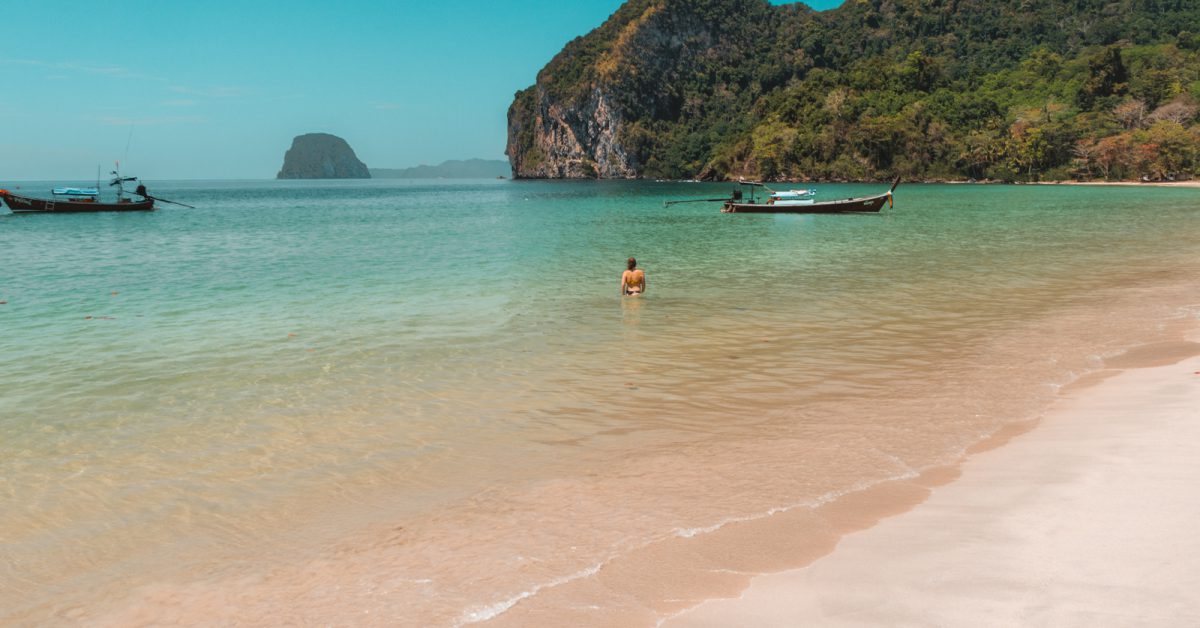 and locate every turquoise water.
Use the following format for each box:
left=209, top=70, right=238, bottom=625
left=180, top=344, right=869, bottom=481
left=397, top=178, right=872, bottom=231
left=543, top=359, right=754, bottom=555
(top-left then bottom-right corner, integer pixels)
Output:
left=2, top=180, right=1198, bottom=624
